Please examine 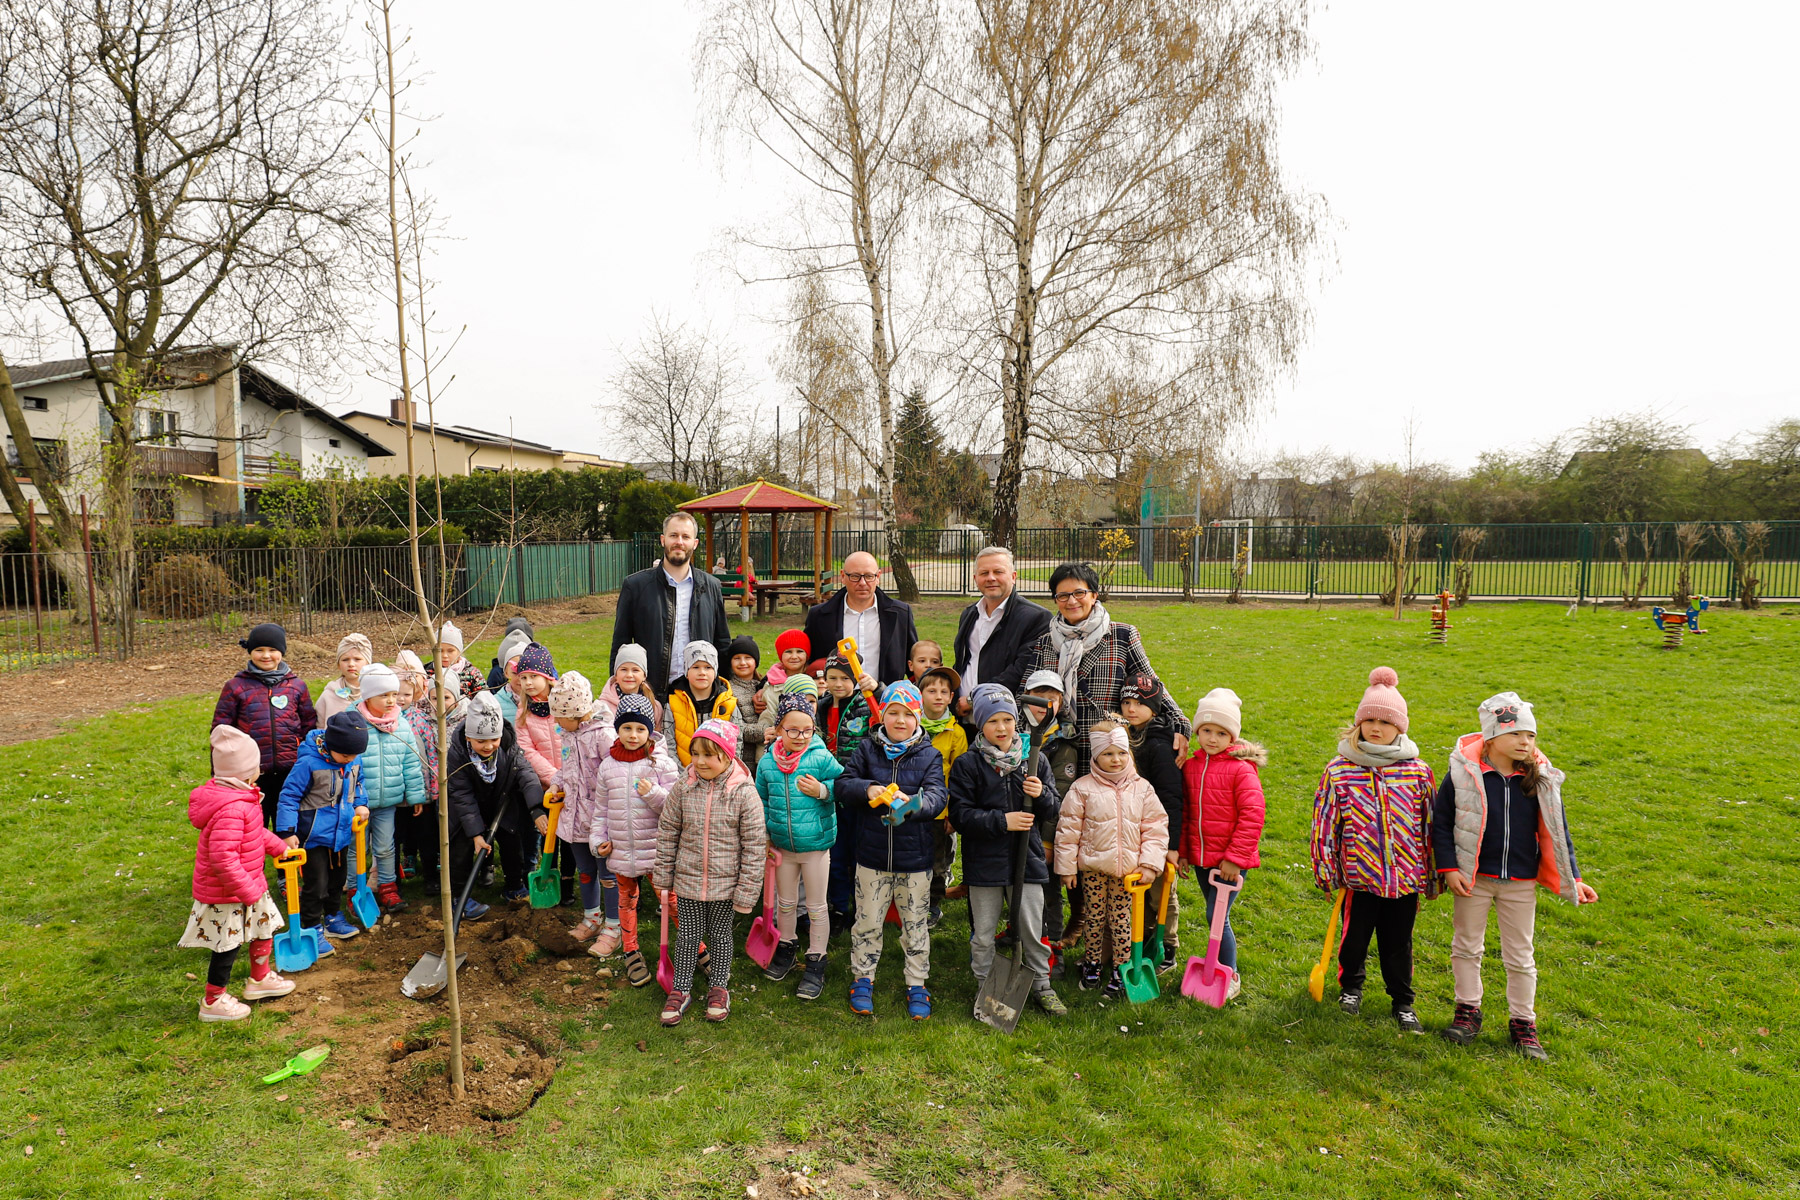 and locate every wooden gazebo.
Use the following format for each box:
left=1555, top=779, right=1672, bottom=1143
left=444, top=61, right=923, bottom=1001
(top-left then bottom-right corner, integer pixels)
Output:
left=679, top=480, right=839, bottom=611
